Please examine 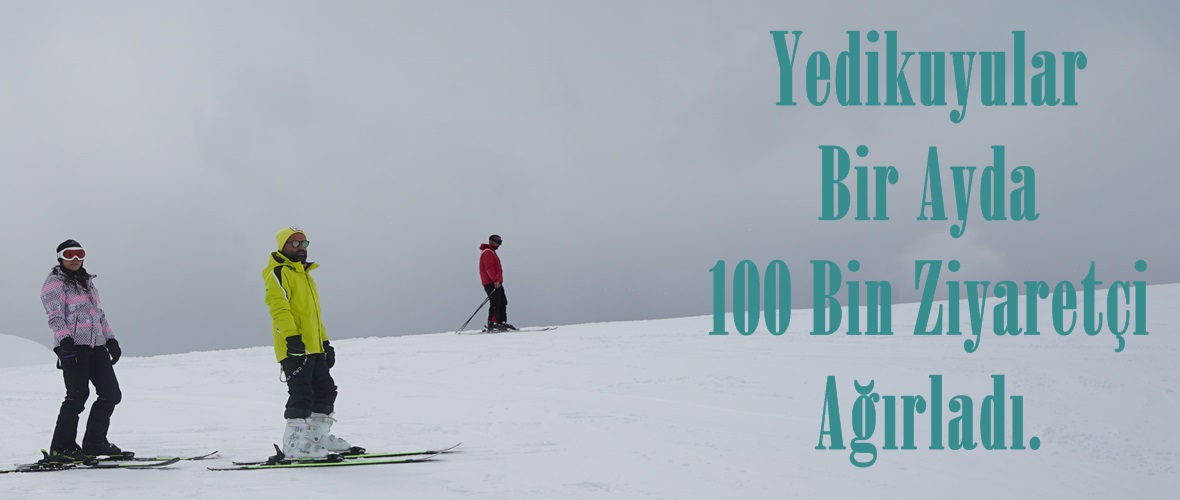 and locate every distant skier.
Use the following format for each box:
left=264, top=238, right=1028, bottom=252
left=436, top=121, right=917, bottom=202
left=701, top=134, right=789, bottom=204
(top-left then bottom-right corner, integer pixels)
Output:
left=479, top=234, right=516, bottom=332
left=39, top=239, right=124, bottom=464
left=263, top=227, right=354, bottom=458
